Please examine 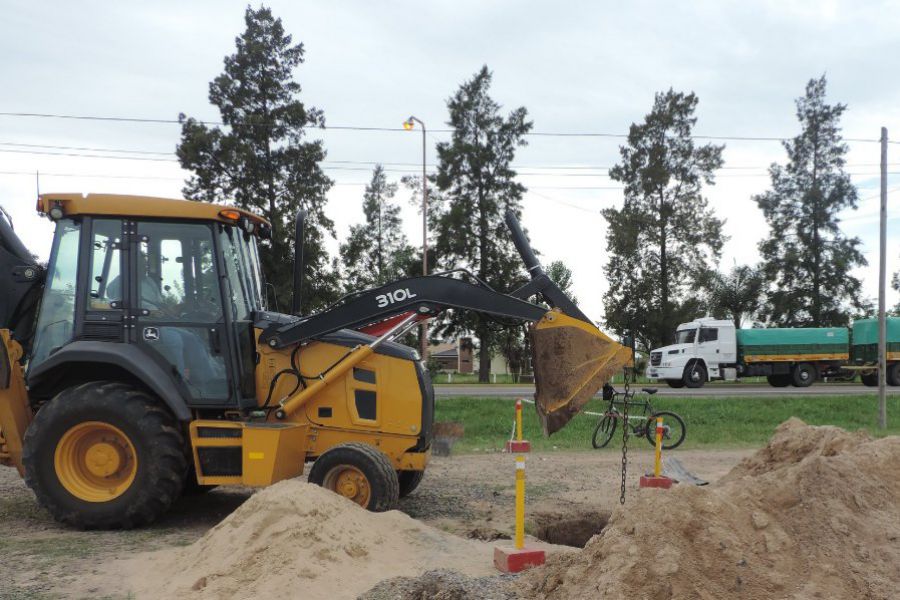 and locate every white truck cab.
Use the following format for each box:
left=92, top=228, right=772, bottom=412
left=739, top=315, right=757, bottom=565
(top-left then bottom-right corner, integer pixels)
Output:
left=646, top=318, right=736, bottom=388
